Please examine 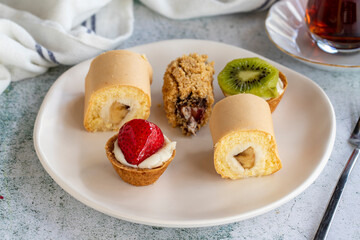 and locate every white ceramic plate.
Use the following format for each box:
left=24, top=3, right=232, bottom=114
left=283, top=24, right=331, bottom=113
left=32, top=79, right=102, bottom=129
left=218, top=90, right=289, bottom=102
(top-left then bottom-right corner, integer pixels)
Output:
left=34, top=39, right=336, bottom=228
left=265, top=0, right=360, bottom=71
